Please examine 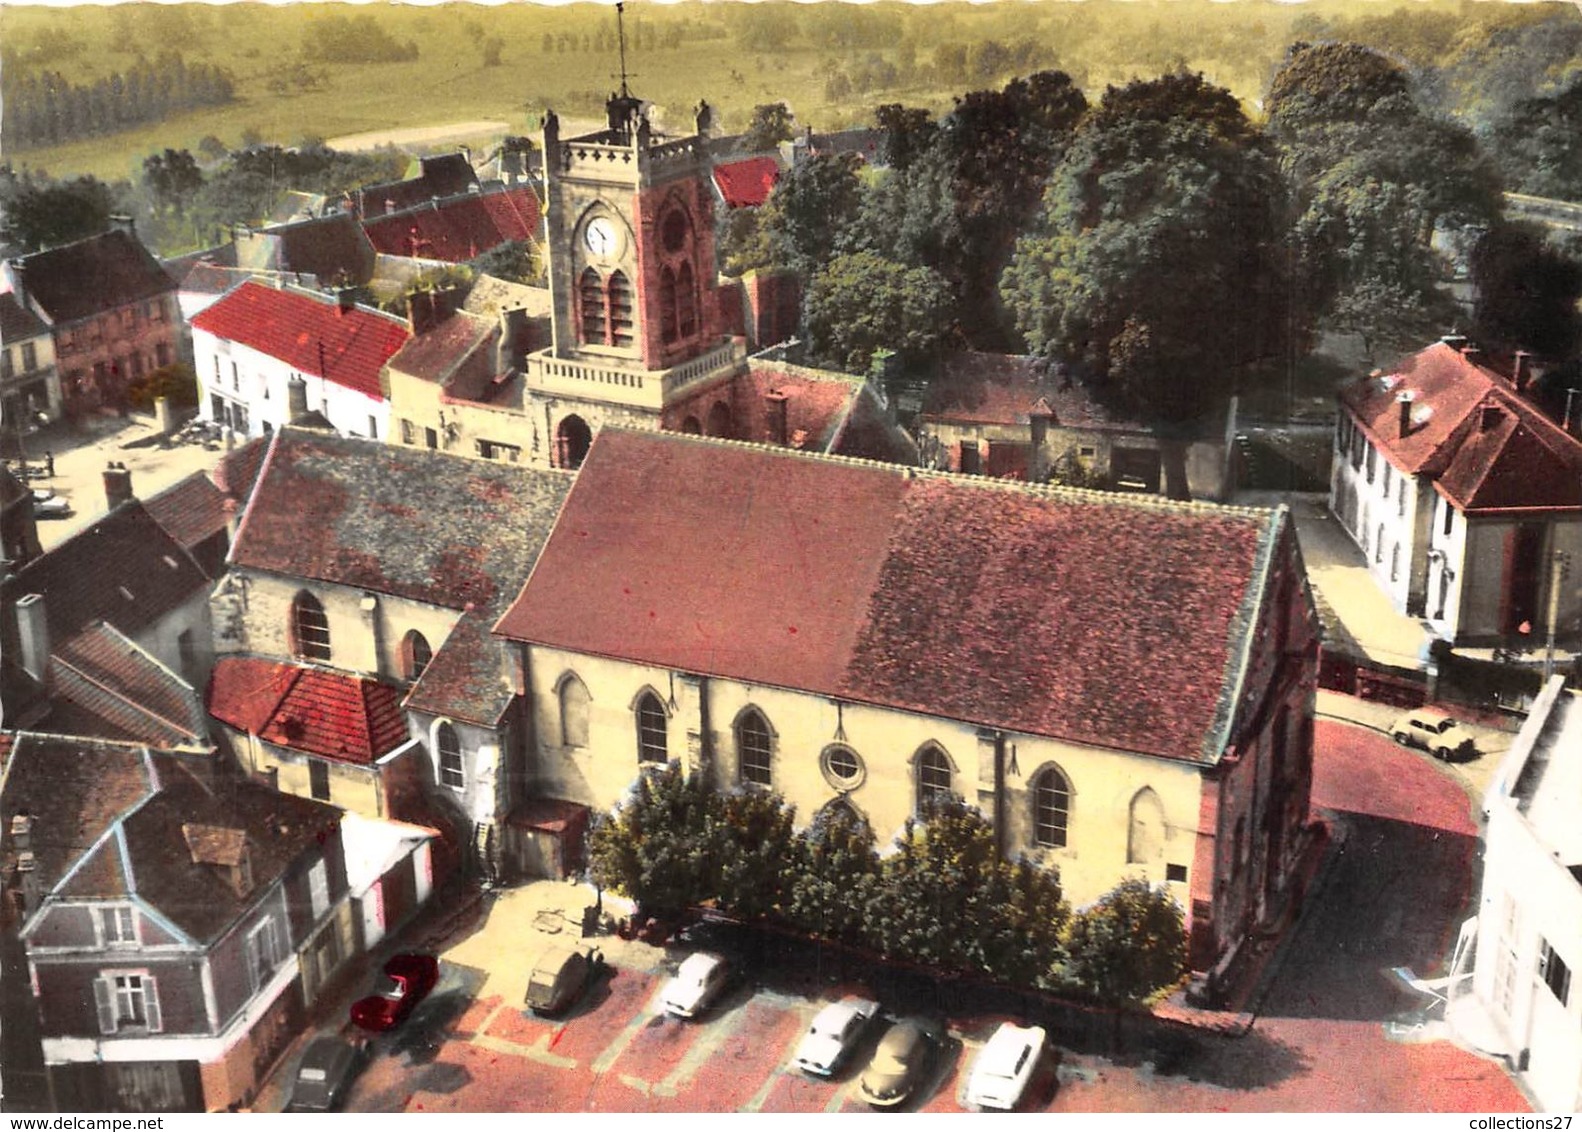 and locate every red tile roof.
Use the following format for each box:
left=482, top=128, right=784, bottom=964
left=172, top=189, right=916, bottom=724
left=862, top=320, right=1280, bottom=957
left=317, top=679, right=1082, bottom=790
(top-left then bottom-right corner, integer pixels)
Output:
left=142, top=471, right=227, bottom=554
left=362, top=187, right=541, bottom=263
left=497, top=430, right=1282, bottom=761
left=713, top=156, right=782, bottom=209
left=1341, top=342, right=1582, bottom=514
left=207, top=656, right=408, bottom=766
left=403, top=607, right=515, bottom=726
left=190, top=281, right=411, bottom=400
left=387, top=311, right=496, bottom=390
